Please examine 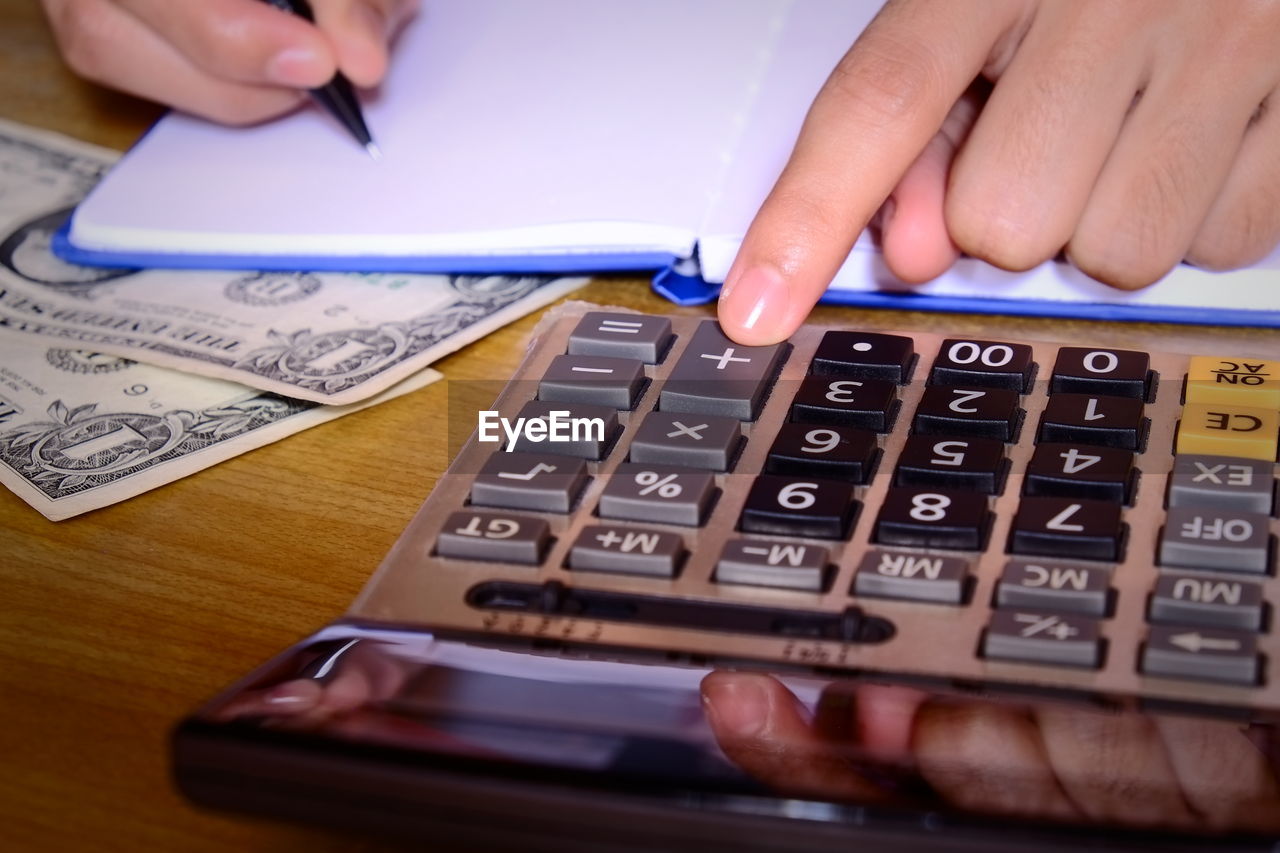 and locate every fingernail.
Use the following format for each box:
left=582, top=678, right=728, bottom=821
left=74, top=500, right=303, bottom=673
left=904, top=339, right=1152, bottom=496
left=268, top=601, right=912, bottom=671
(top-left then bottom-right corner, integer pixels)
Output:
left=266, top=47, right=326, bottom=87
left=703, top=676, right=770, bottom=738
left=718, top=264, right=788, bottom=334
left=264, top=679, right=322, bottom=708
